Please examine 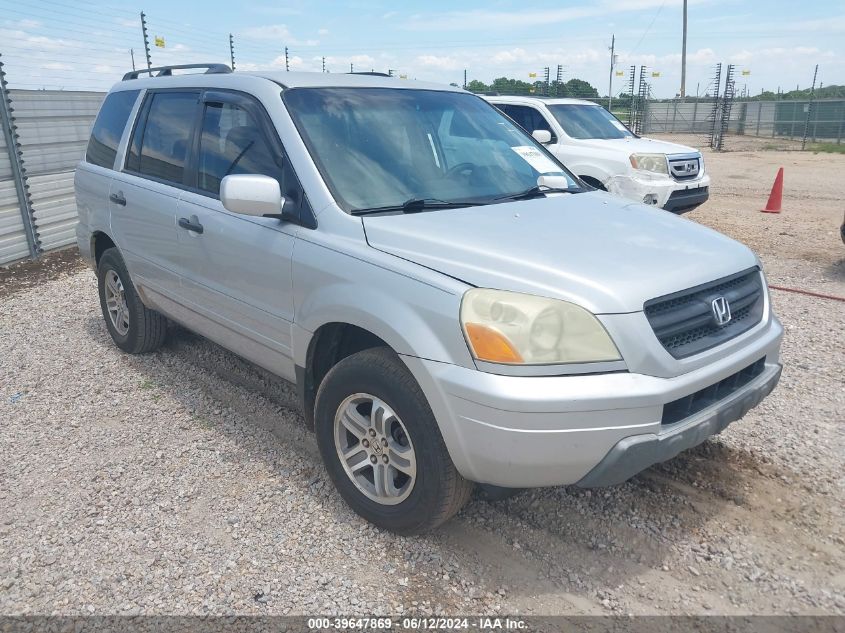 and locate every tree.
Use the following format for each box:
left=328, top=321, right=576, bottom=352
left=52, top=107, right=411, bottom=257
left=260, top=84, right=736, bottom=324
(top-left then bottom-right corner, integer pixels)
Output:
left=564, top=78, right=599, bottom=98
left=466, top=79, right=489, bottom=93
